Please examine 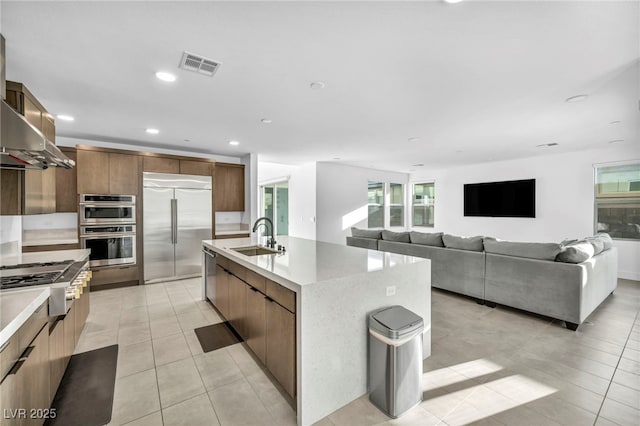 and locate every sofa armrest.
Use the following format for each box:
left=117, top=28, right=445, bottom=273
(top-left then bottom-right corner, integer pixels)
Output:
left=346, top=236, right=379, bottom=250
